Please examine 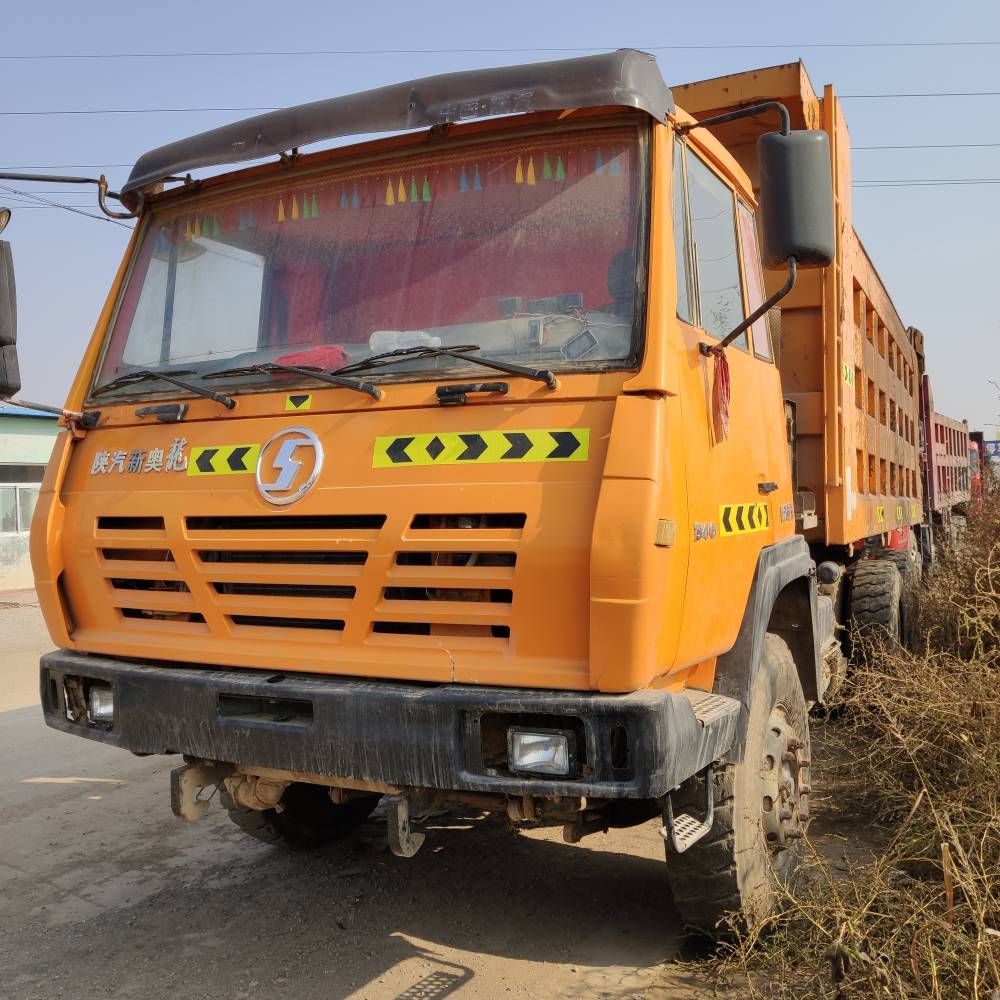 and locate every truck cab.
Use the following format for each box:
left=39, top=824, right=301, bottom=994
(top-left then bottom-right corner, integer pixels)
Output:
left=7, top=50, right=837, bottom=933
